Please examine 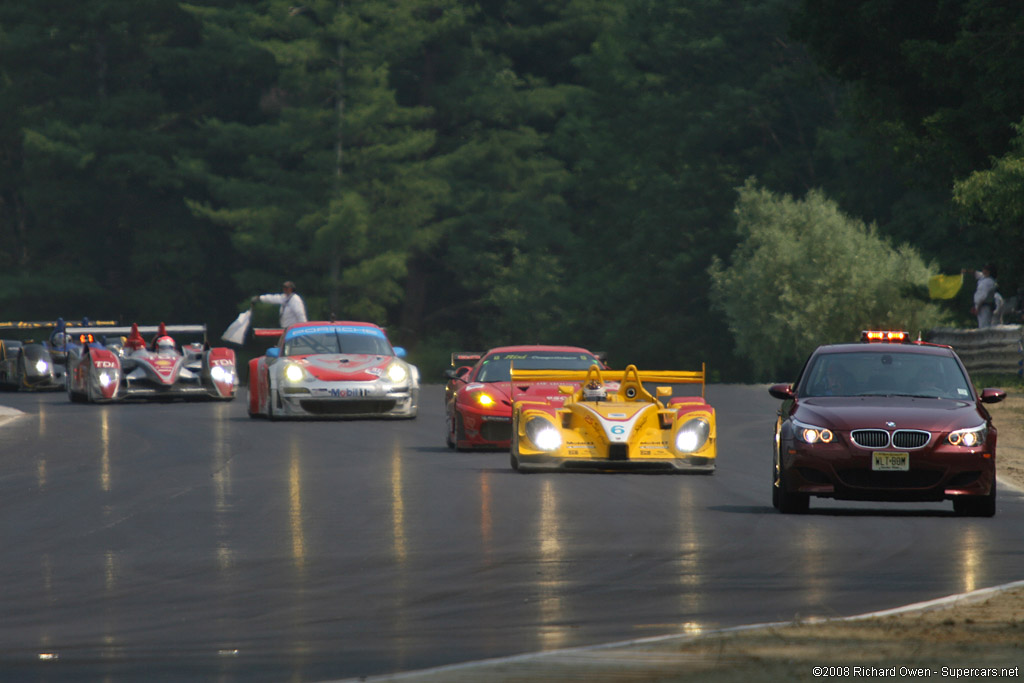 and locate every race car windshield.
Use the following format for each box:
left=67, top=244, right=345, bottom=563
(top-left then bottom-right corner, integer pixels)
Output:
left=476, top=352, right=599, bottom=383
left=801, top=352, right=973, bottom=400
left=283, top=331, right=392, bottom=357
